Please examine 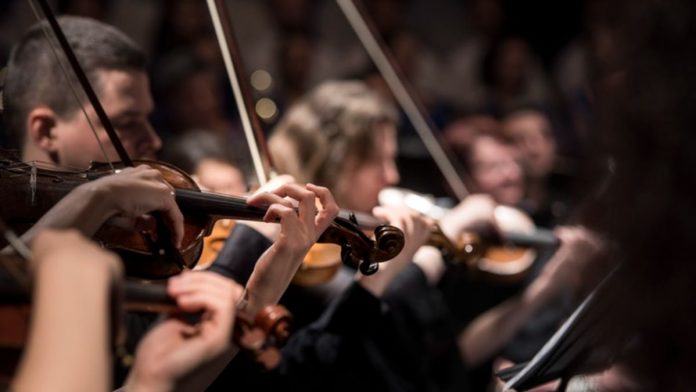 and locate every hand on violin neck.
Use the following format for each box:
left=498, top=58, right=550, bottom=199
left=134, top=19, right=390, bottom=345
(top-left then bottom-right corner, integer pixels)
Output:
left=239, top=175, right=298, bottom=241
left=372, top=206, right=434, bottom=256
left=244, top=183, right=339, bottom=311
left=247, top=182, right=339, bottom=257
